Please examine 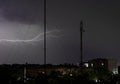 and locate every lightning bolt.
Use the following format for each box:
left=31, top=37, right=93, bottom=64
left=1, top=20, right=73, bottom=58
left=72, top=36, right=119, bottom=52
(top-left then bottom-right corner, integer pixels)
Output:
left=0, top=29, right=61, bottom=44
